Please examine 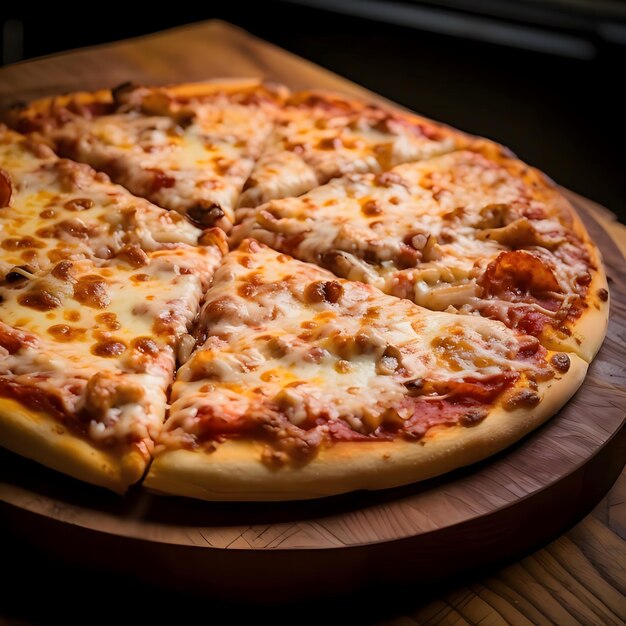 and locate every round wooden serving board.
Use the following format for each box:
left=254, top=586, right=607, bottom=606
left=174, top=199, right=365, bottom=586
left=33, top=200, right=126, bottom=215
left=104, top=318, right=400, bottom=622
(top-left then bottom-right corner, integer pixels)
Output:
left=1, top=191, right=624, bottom=600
